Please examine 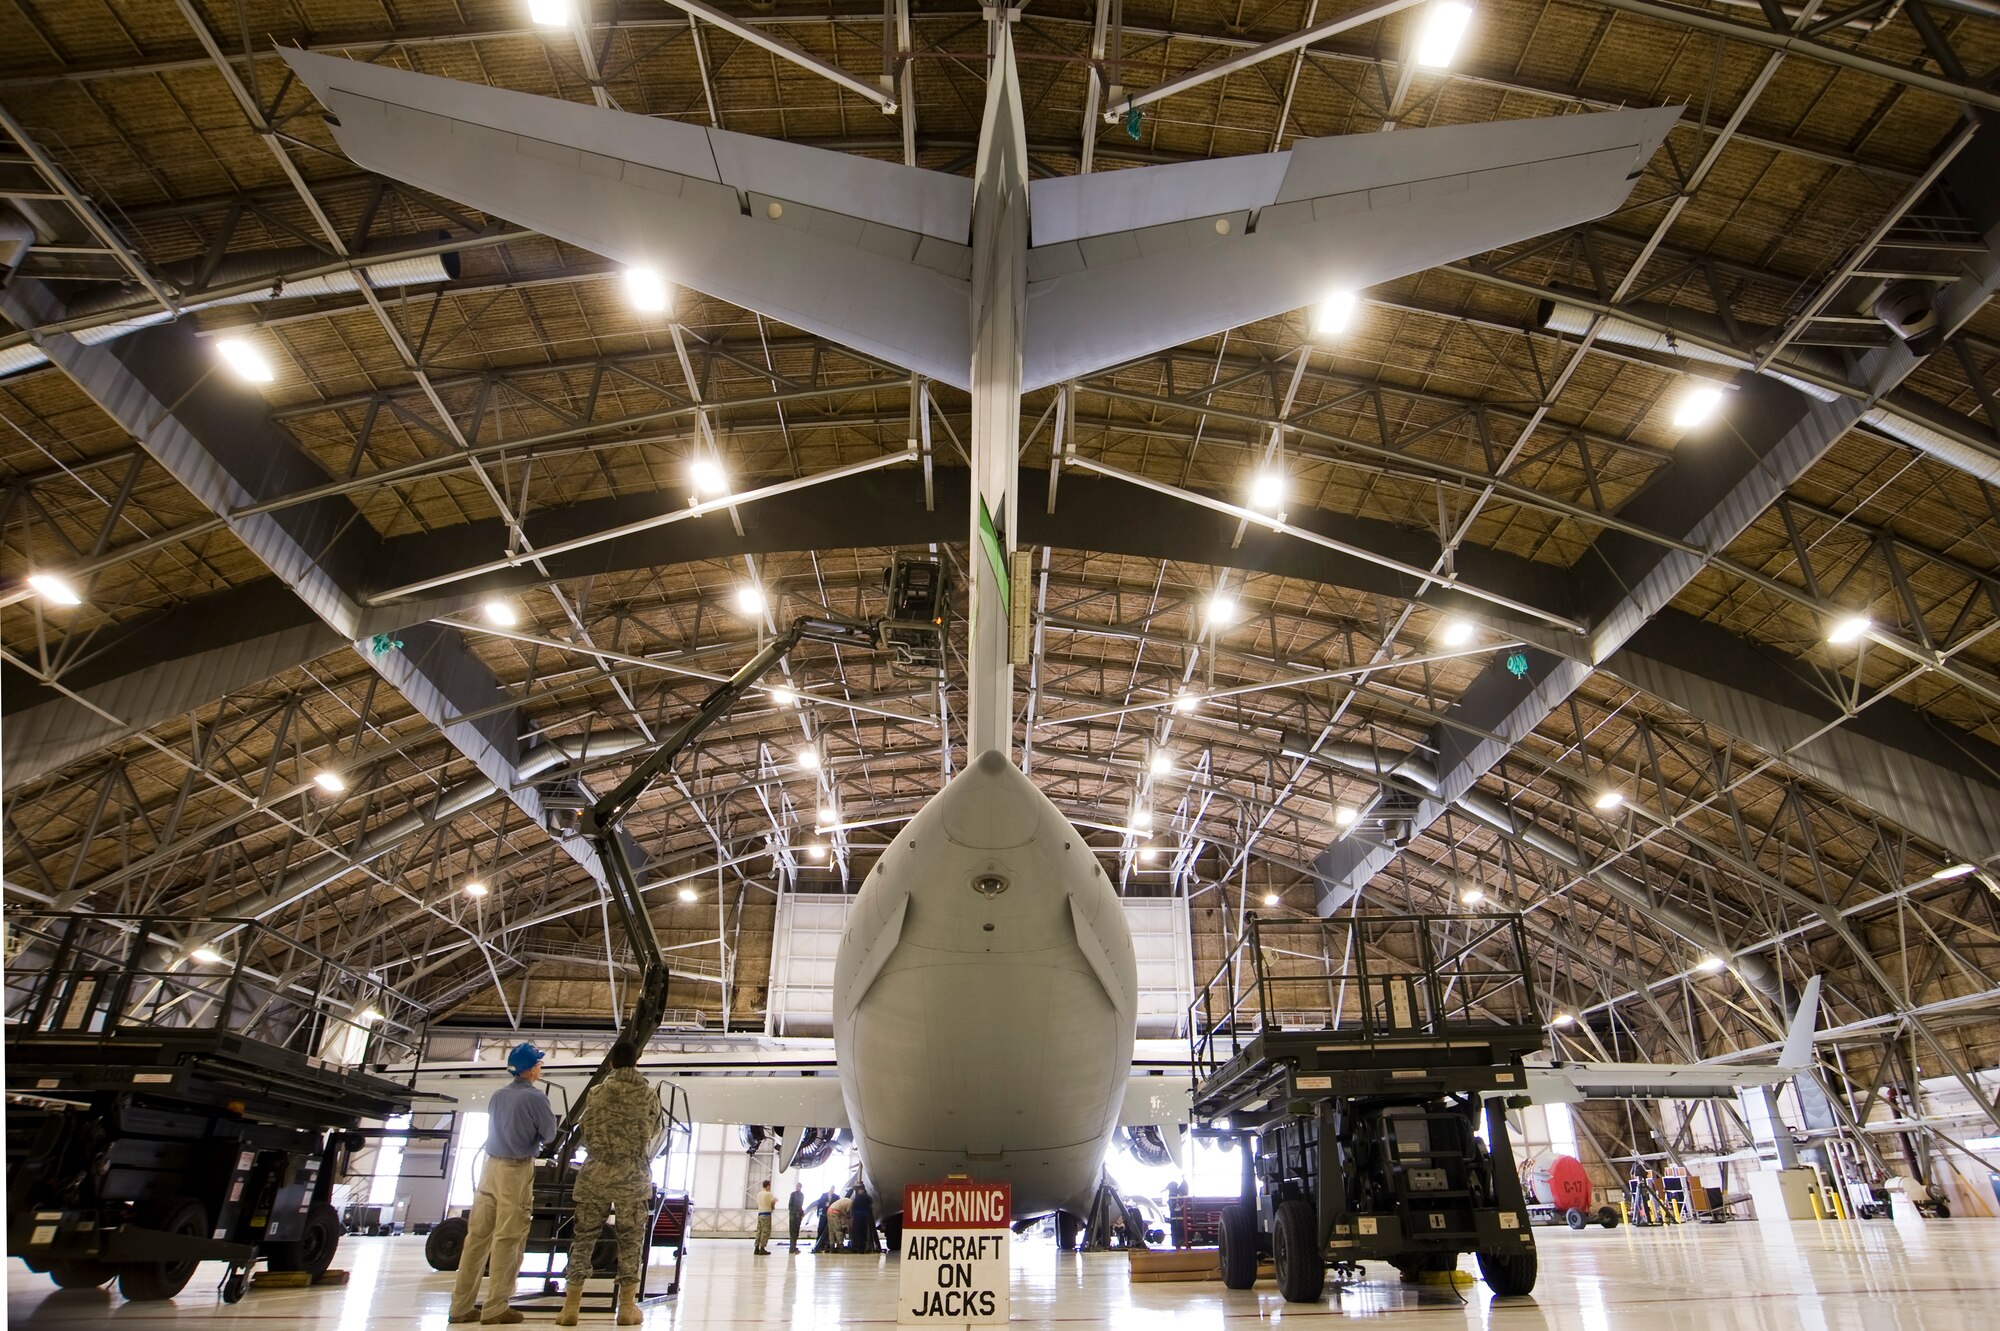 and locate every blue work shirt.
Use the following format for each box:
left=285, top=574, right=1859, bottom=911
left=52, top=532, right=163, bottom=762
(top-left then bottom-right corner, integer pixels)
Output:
left=485, top=1076, right=558, bottom=1160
